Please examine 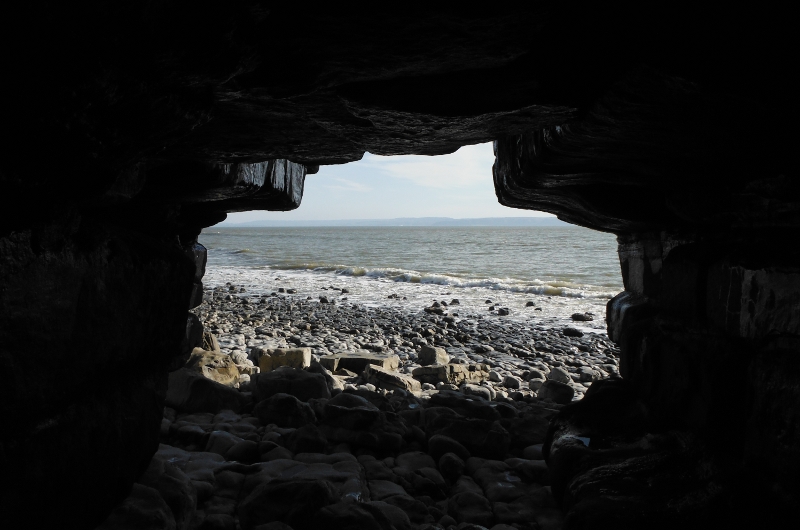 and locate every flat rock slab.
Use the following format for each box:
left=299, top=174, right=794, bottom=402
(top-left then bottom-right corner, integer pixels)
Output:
left=364, top=364, right=421, bottom=393
left=255, top=347, right=311, bottom=372
left=319, top=351, right=399, bottom=373
left=412, top=364, right=489, bottom=385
